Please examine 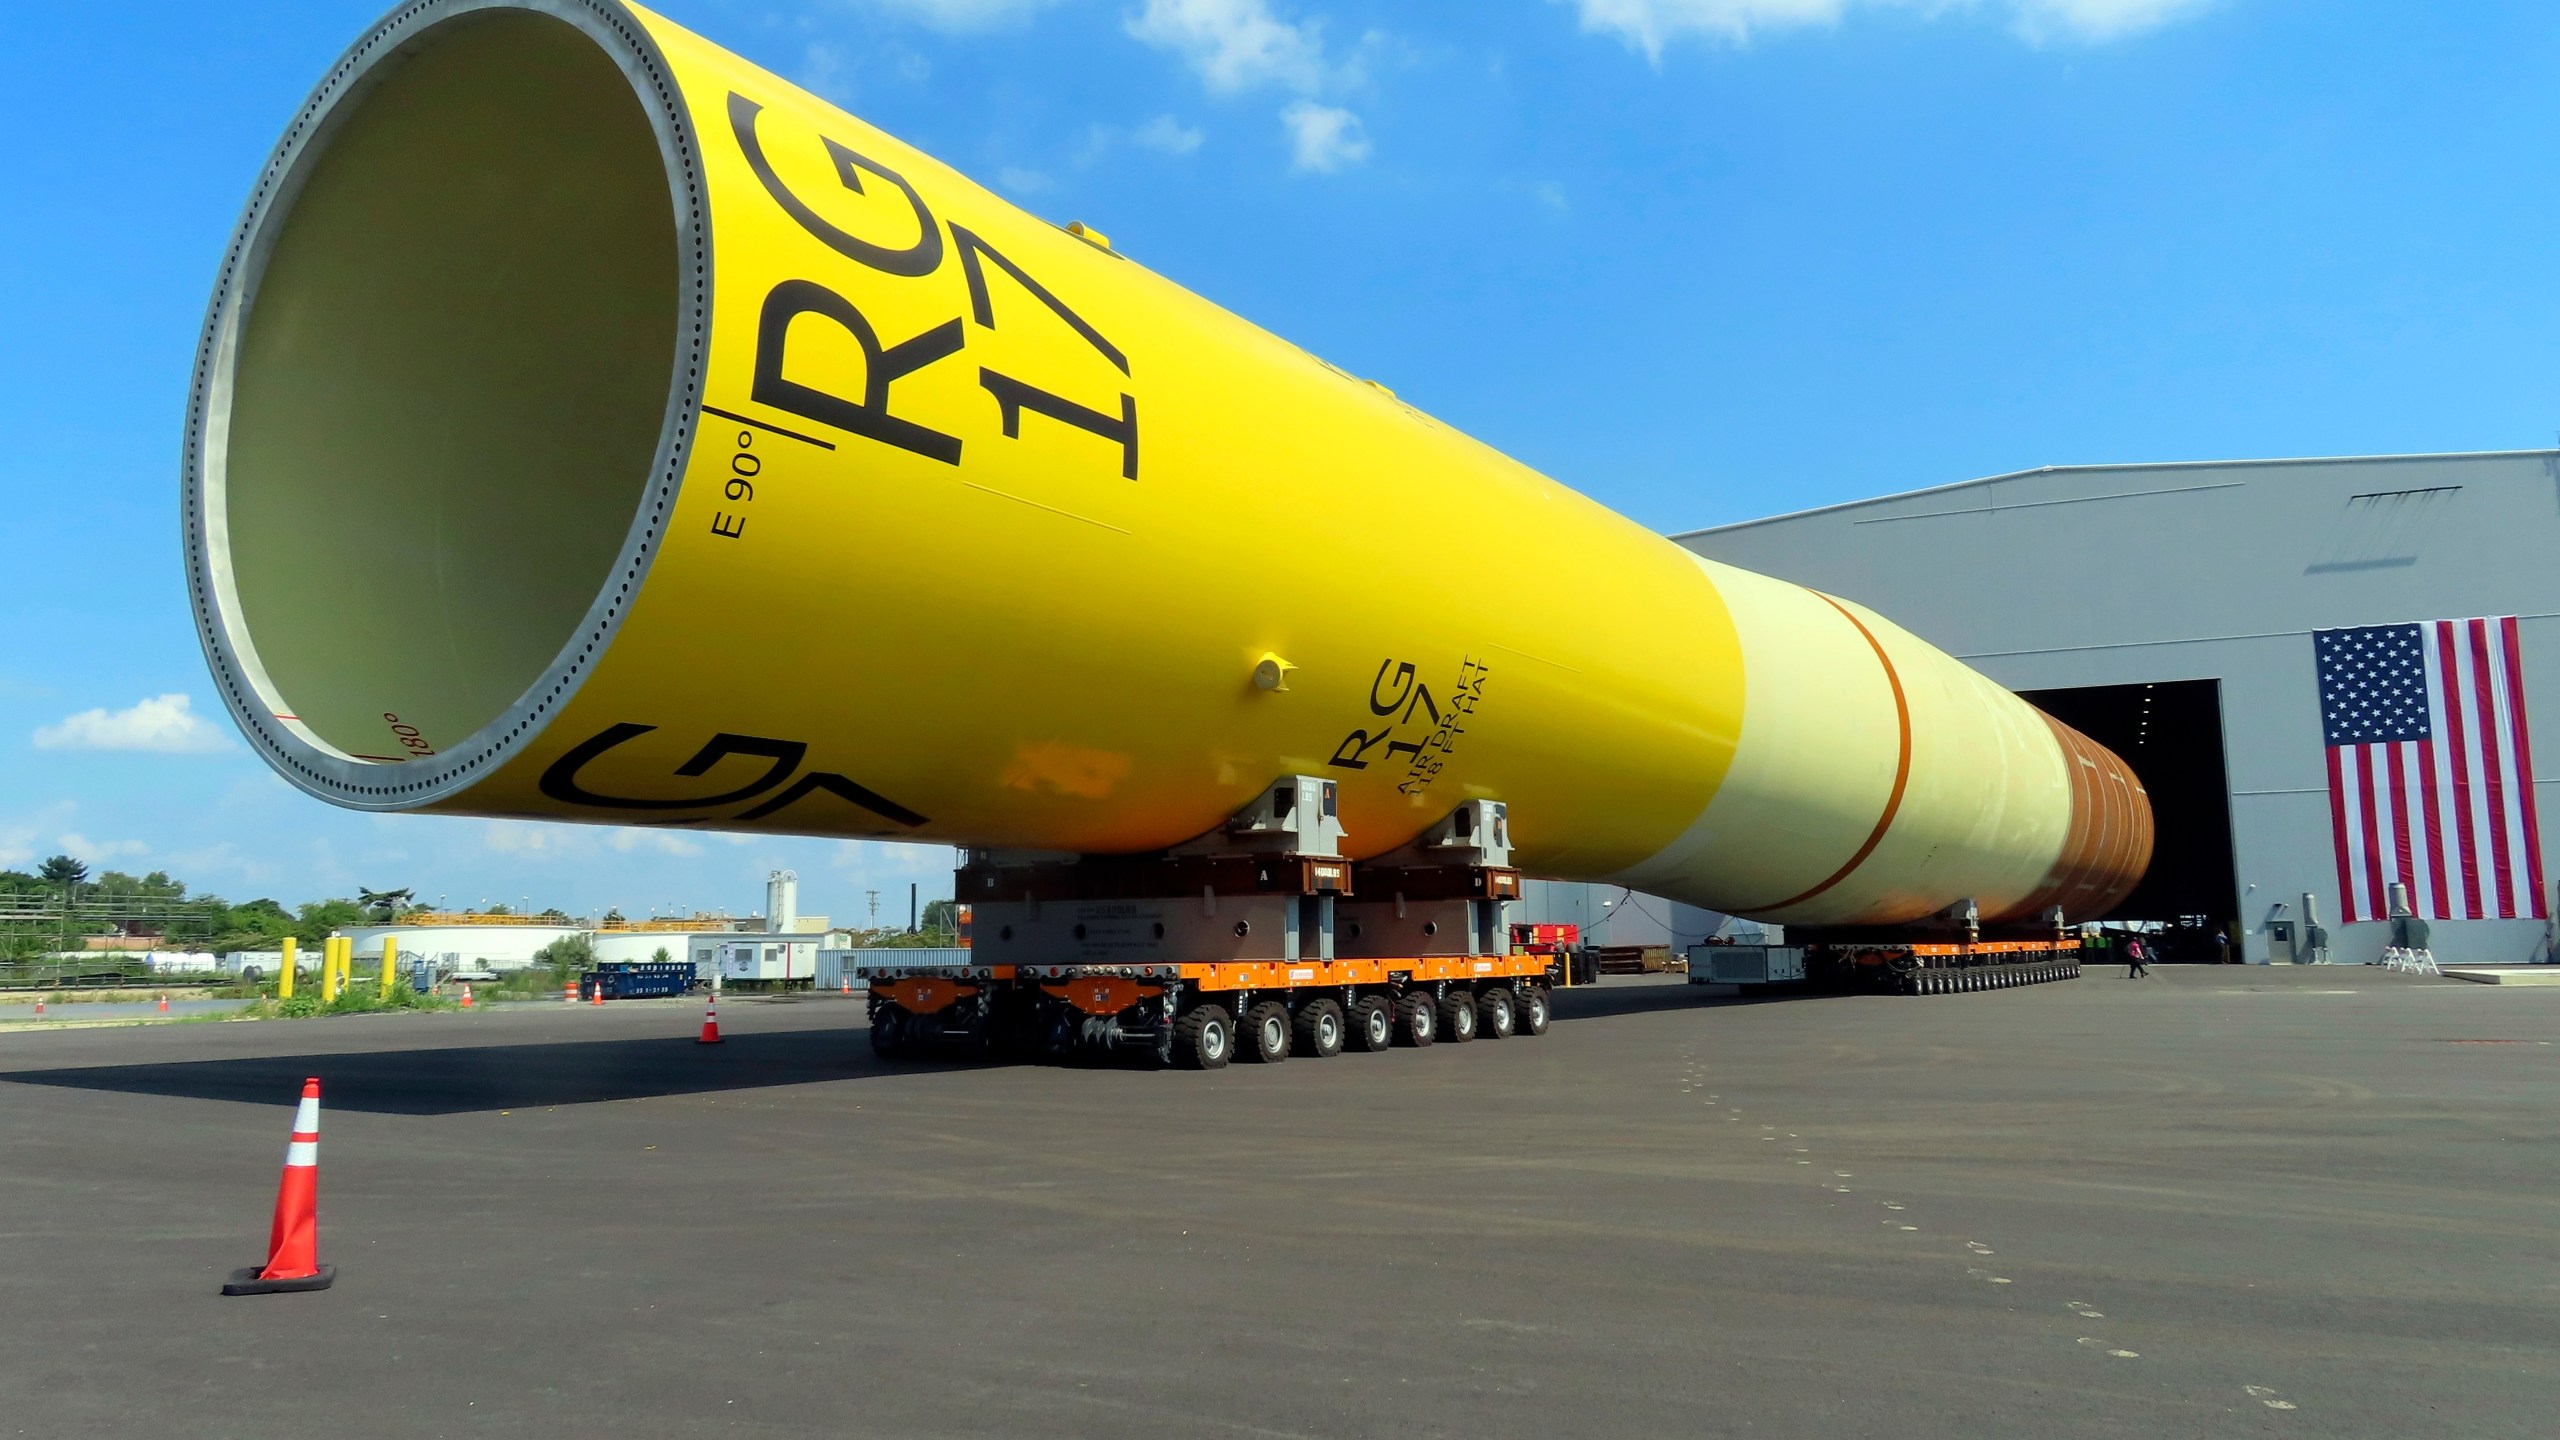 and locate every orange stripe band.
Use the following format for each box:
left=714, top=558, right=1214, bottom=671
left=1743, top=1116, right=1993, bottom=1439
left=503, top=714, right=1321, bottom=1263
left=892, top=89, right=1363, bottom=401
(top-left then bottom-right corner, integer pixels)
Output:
left=1752, top=594, right=1914, bottom=914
